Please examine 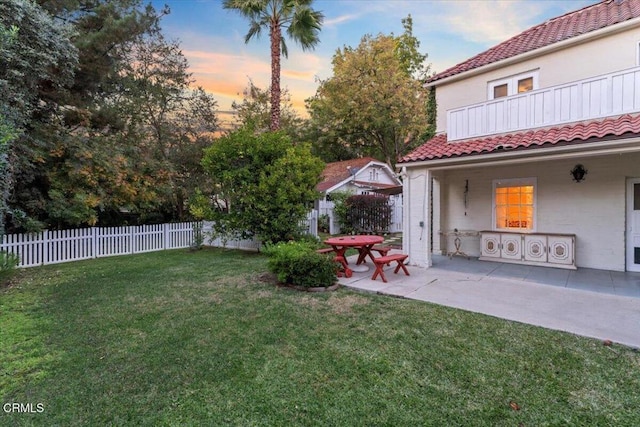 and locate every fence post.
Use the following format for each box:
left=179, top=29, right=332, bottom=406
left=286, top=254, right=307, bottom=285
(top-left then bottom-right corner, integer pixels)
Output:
left=42, top=230, right=48, bottom=266
left=130, top=225, right=135, bottom=254
left=310, top=210, right=318, bottom=238
left=91, top=227, right=97, bottom=258
left=163, top=223, right=170, bottom=249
